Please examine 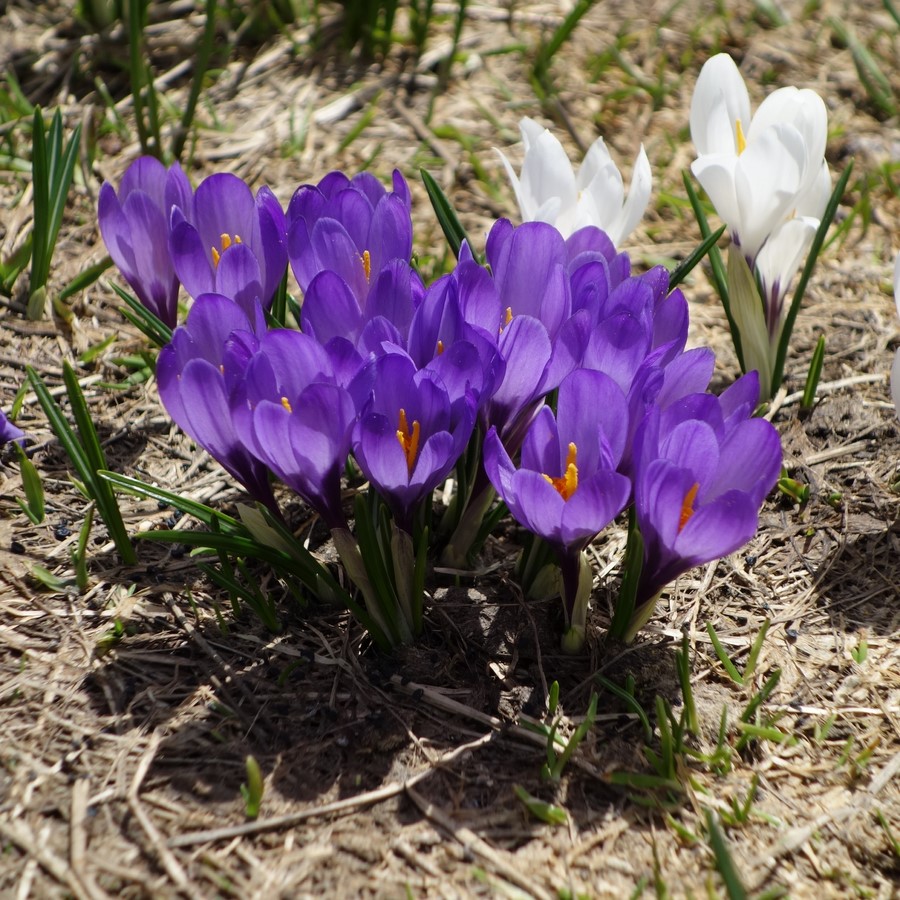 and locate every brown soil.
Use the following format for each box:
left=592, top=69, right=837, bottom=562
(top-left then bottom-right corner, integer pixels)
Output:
left=1, top=1, right=899, bottom=897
